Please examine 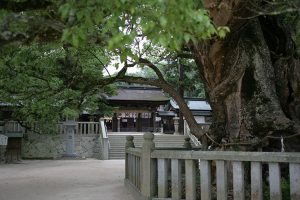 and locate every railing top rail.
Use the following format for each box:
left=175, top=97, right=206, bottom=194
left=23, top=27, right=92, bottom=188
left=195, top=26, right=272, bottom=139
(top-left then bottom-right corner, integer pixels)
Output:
left=126, top=147, right=142, bottom=157
left=151, top=150, right=300, bottom=163
left=77, top=122, right=100, bottom=124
